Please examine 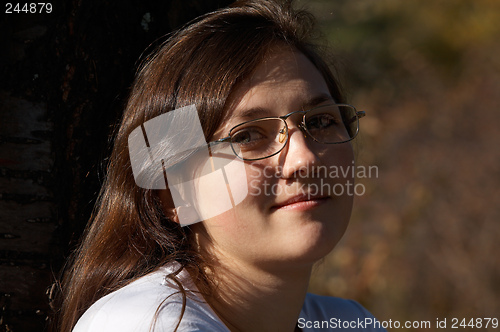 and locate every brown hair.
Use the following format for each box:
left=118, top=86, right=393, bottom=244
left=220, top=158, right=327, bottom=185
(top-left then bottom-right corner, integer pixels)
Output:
left=55, top=0, right=345, bottom=331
